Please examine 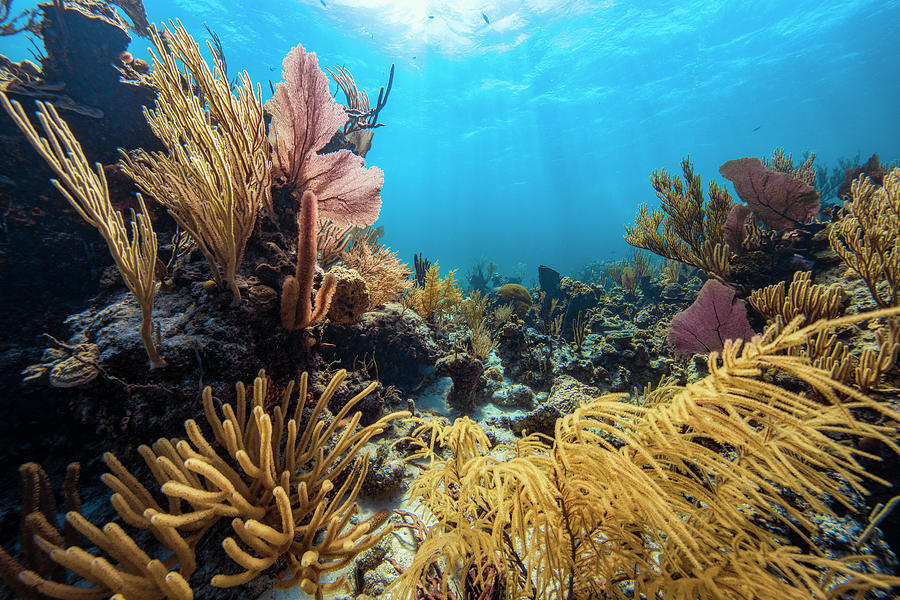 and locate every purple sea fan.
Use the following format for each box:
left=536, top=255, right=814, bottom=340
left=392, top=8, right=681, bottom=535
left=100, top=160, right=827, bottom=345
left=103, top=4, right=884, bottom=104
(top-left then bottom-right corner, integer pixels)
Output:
left=267, top=43, right=383, bottom=227
left=722, top=204, right=753, bottom=250
left=719, top=157, right=819, bottom=231
left=668, top=279, right=756, bottom=357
